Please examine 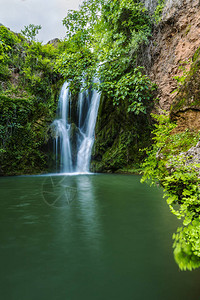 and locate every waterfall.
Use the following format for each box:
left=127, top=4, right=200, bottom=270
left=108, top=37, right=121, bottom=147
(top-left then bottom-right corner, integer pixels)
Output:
left=52, top=82, right=73, bottom=173
left=52, top=80, right=101, bottom=173
left=76, top=84, right=101, bottom=172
